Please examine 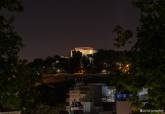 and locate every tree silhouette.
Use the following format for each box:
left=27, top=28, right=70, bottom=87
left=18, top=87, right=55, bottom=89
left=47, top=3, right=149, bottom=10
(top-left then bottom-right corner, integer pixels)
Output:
left=113, top=0, right=165, bottom=112
left=0, top=0, right=40, bottom=113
